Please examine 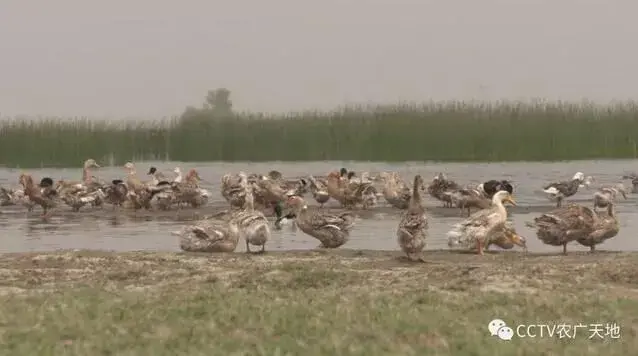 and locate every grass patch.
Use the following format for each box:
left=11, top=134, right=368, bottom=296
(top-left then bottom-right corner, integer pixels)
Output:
left=3, top=100, right=638, bottom=167
left=0, top=250, right=636, bottom=354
